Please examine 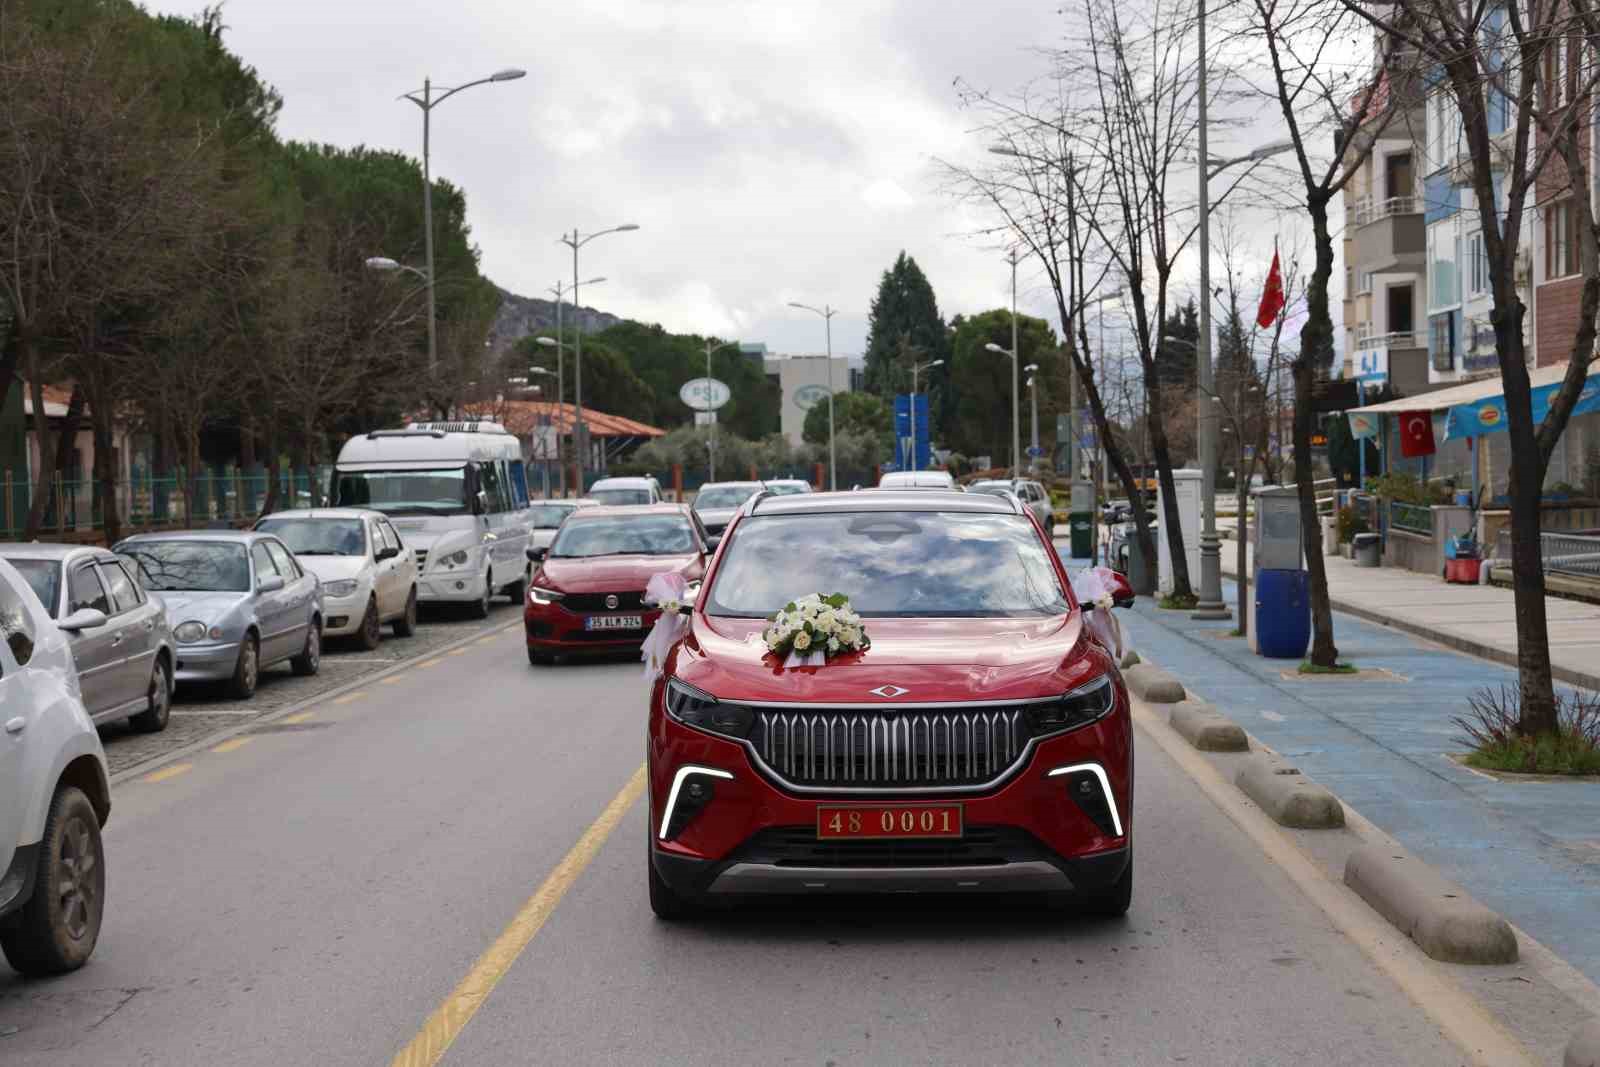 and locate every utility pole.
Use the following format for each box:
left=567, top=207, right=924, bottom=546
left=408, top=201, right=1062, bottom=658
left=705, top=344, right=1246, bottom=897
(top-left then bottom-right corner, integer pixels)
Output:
left=1007, top=249, right=1022, bottom=477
